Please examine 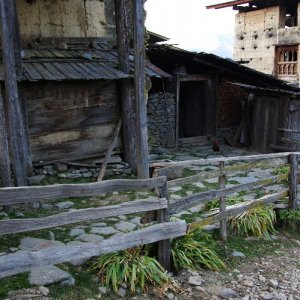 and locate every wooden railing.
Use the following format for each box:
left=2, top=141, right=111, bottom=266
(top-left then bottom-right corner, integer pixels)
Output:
left=0, top=176, right=187, bottom=278
left=152, top=152, right=300, bottom=240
